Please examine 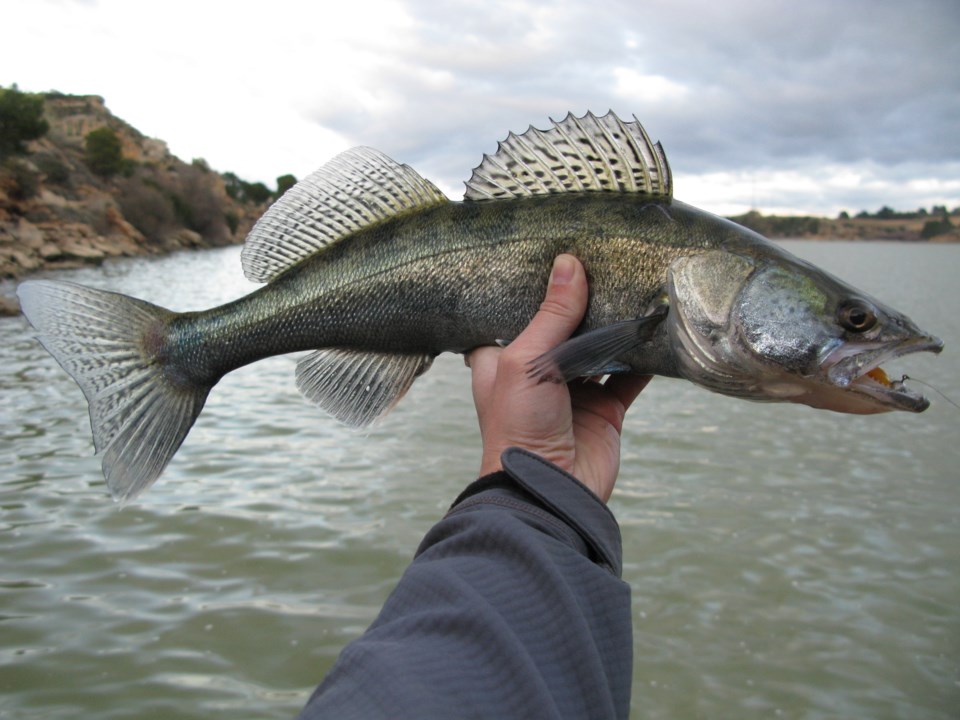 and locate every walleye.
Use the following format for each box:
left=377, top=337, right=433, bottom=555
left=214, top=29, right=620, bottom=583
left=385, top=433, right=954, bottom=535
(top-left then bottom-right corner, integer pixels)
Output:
left=17, top=112, right=943, bottom=501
